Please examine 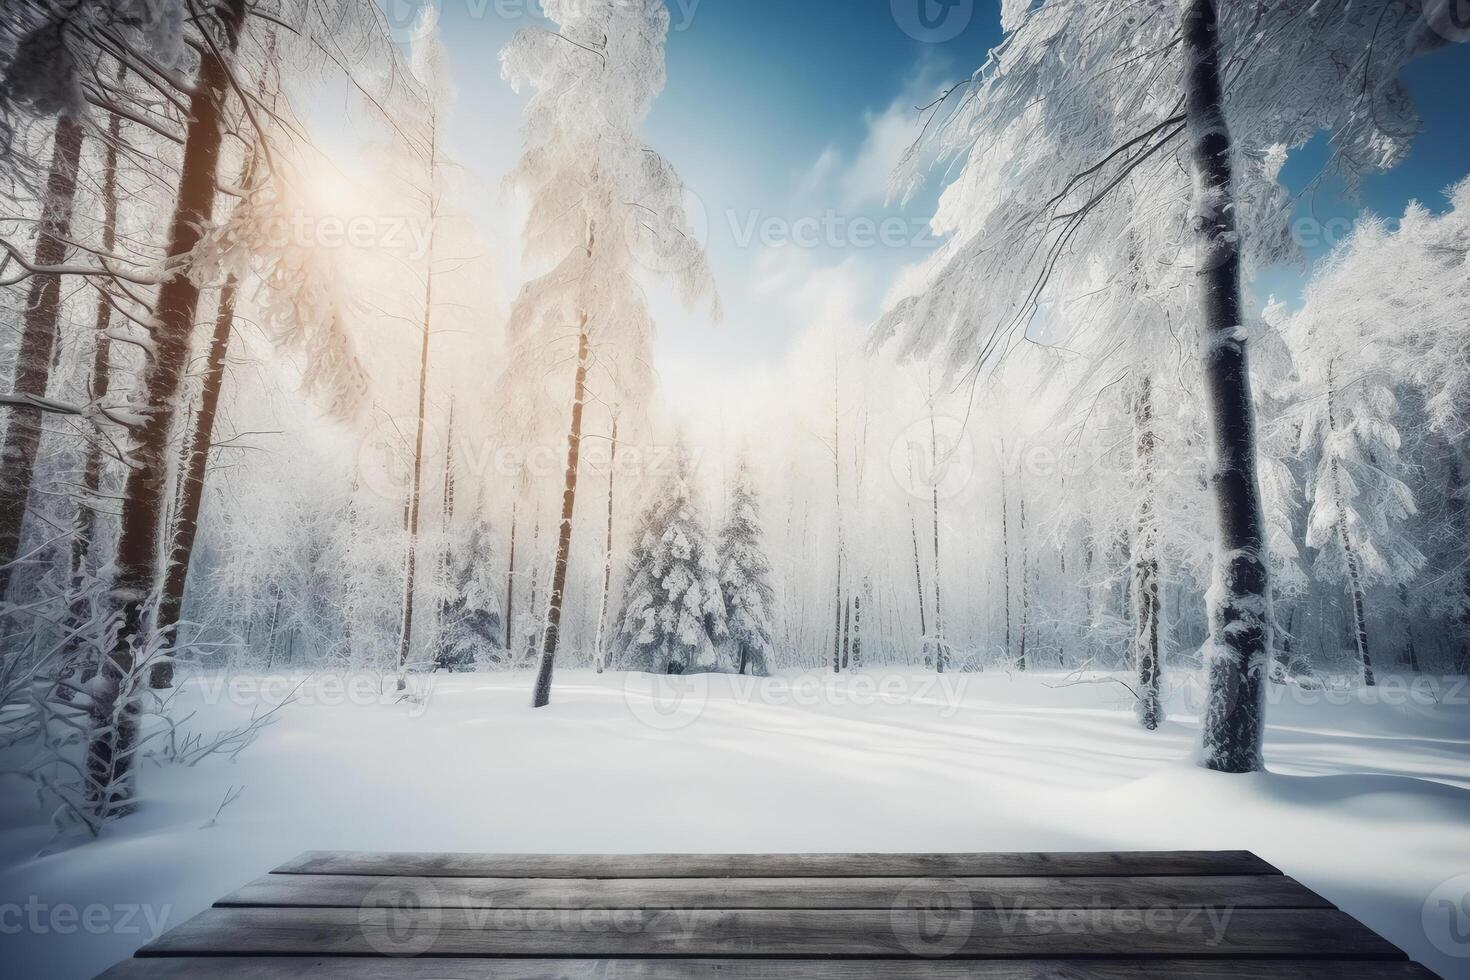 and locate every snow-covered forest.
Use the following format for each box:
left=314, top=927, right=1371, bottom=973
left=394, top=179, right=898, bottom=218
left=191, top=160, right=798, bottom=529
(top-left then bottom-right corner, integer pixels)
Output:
left=2, top=1, right=1469, bottom=977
